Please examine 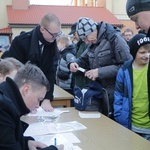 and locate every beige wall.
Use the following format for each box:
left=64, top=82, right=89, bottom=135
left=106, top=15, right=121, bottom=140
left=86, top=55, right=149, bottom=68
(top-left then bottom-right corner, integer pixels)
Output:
left=0, top=0, right=12, bottom=29
left=11, top=28, right=33, bottom=39
left=73, top=0, right=106, bottom=7
left=106, top=0, right=127, bottom=14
